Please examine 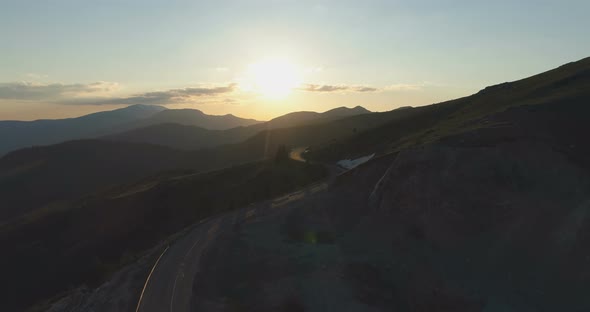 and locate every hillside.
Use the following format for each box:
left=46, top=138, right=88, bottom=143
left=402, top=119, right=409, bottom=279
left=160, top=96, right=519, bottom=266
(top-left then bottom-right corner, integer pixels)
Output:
left=187, top=115, right=590, bottom=311
left=175, top=57, right=590, bottom=311
left=0, top=104, right=165, bottom=155
left=0, top=133, right=298, bottom=222
left=102, top=123, right=261, bottom=151
left=0, top=140, right=195, bottom=221
left=0, top=159, right=327, bottom=311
